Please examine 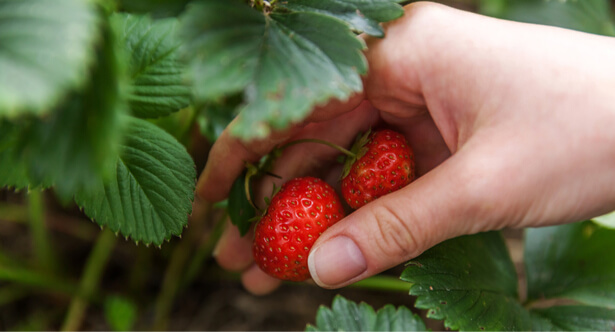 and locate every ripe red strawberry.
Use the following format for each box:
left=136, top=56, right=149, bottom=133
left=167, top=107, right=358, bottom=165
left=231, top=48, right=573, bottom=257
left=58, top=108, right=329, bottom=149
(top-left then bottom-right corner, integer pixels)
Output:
left=341, top=129, right=415, bottom=209
left=252, top=177, right=345, bottom=281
